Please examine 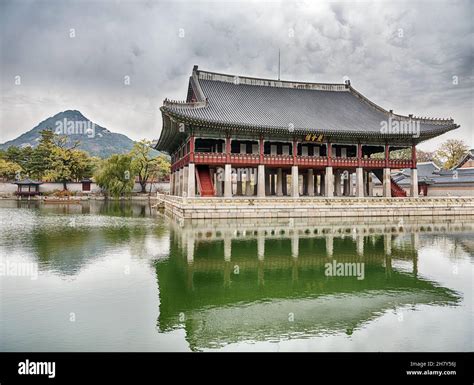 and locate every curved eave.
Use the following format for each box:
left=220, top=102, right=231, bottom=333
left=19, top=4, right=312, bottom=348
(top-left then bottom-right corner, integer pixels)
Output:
left=158, top=107, right=459, bottom=151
